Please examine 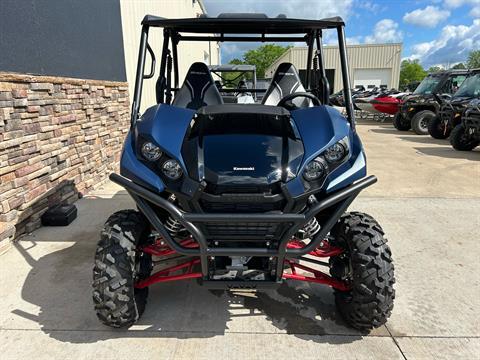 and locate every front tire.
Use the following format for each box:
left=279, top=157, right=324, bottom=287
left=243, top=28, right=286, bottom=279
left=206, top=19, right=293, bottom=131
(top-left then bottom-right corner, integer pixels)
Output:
left=393, top=112, right=410, bottom=131
left=329, top=212, right=395, bottom=331
left=411, top=110, right=435, bottom=135
left=450, top=124, right=480, bottom=151
left=428, top=115, right=451, bottom=139
left=92, top=210, right=151, bottom=328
